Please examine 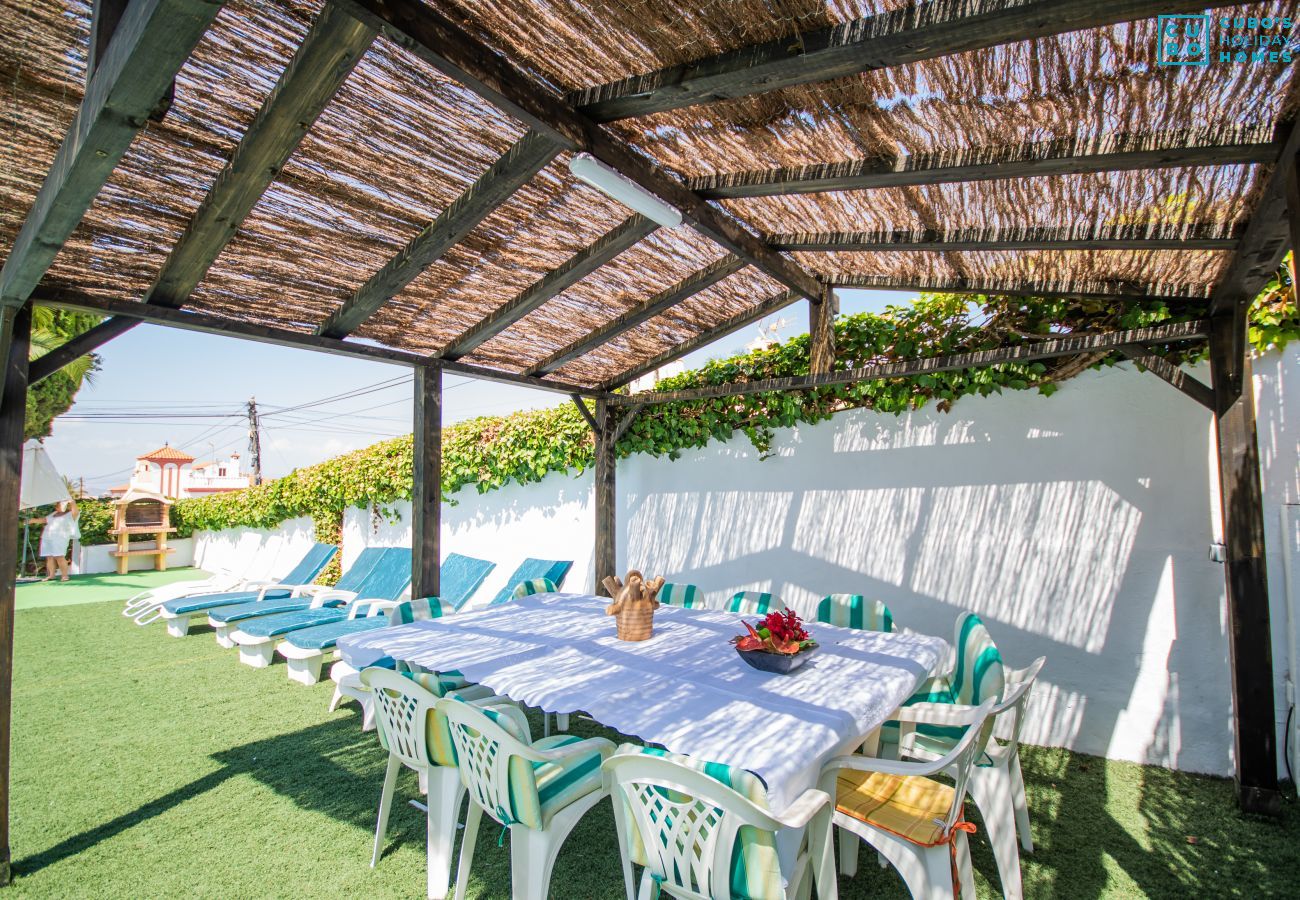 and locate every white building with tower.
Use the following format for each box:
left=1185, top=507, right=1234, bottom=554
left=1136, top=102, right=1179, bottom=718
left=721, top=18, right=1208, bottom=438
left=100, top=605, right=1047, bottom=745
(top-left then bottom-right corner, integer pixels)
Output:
left=108, top=444, right=250, bottom=499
